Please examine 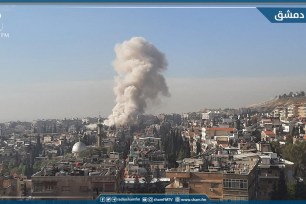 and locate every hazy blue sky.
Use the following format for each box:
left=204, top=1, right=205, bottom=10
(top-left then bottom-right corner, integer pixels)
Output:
left=0, top=5, right=306, bottom=122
